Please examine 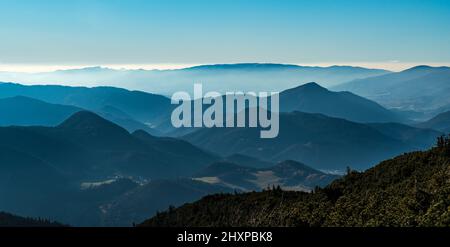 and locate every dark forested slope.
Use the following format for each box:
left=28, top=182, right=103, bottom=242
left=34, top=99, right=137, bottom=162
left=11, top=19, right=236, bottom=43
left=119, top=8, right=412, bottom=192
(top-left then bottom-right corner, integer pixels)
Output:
left=0, top=212, right=64, bottom=227
left=141, top=135, right=450, bottom=227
